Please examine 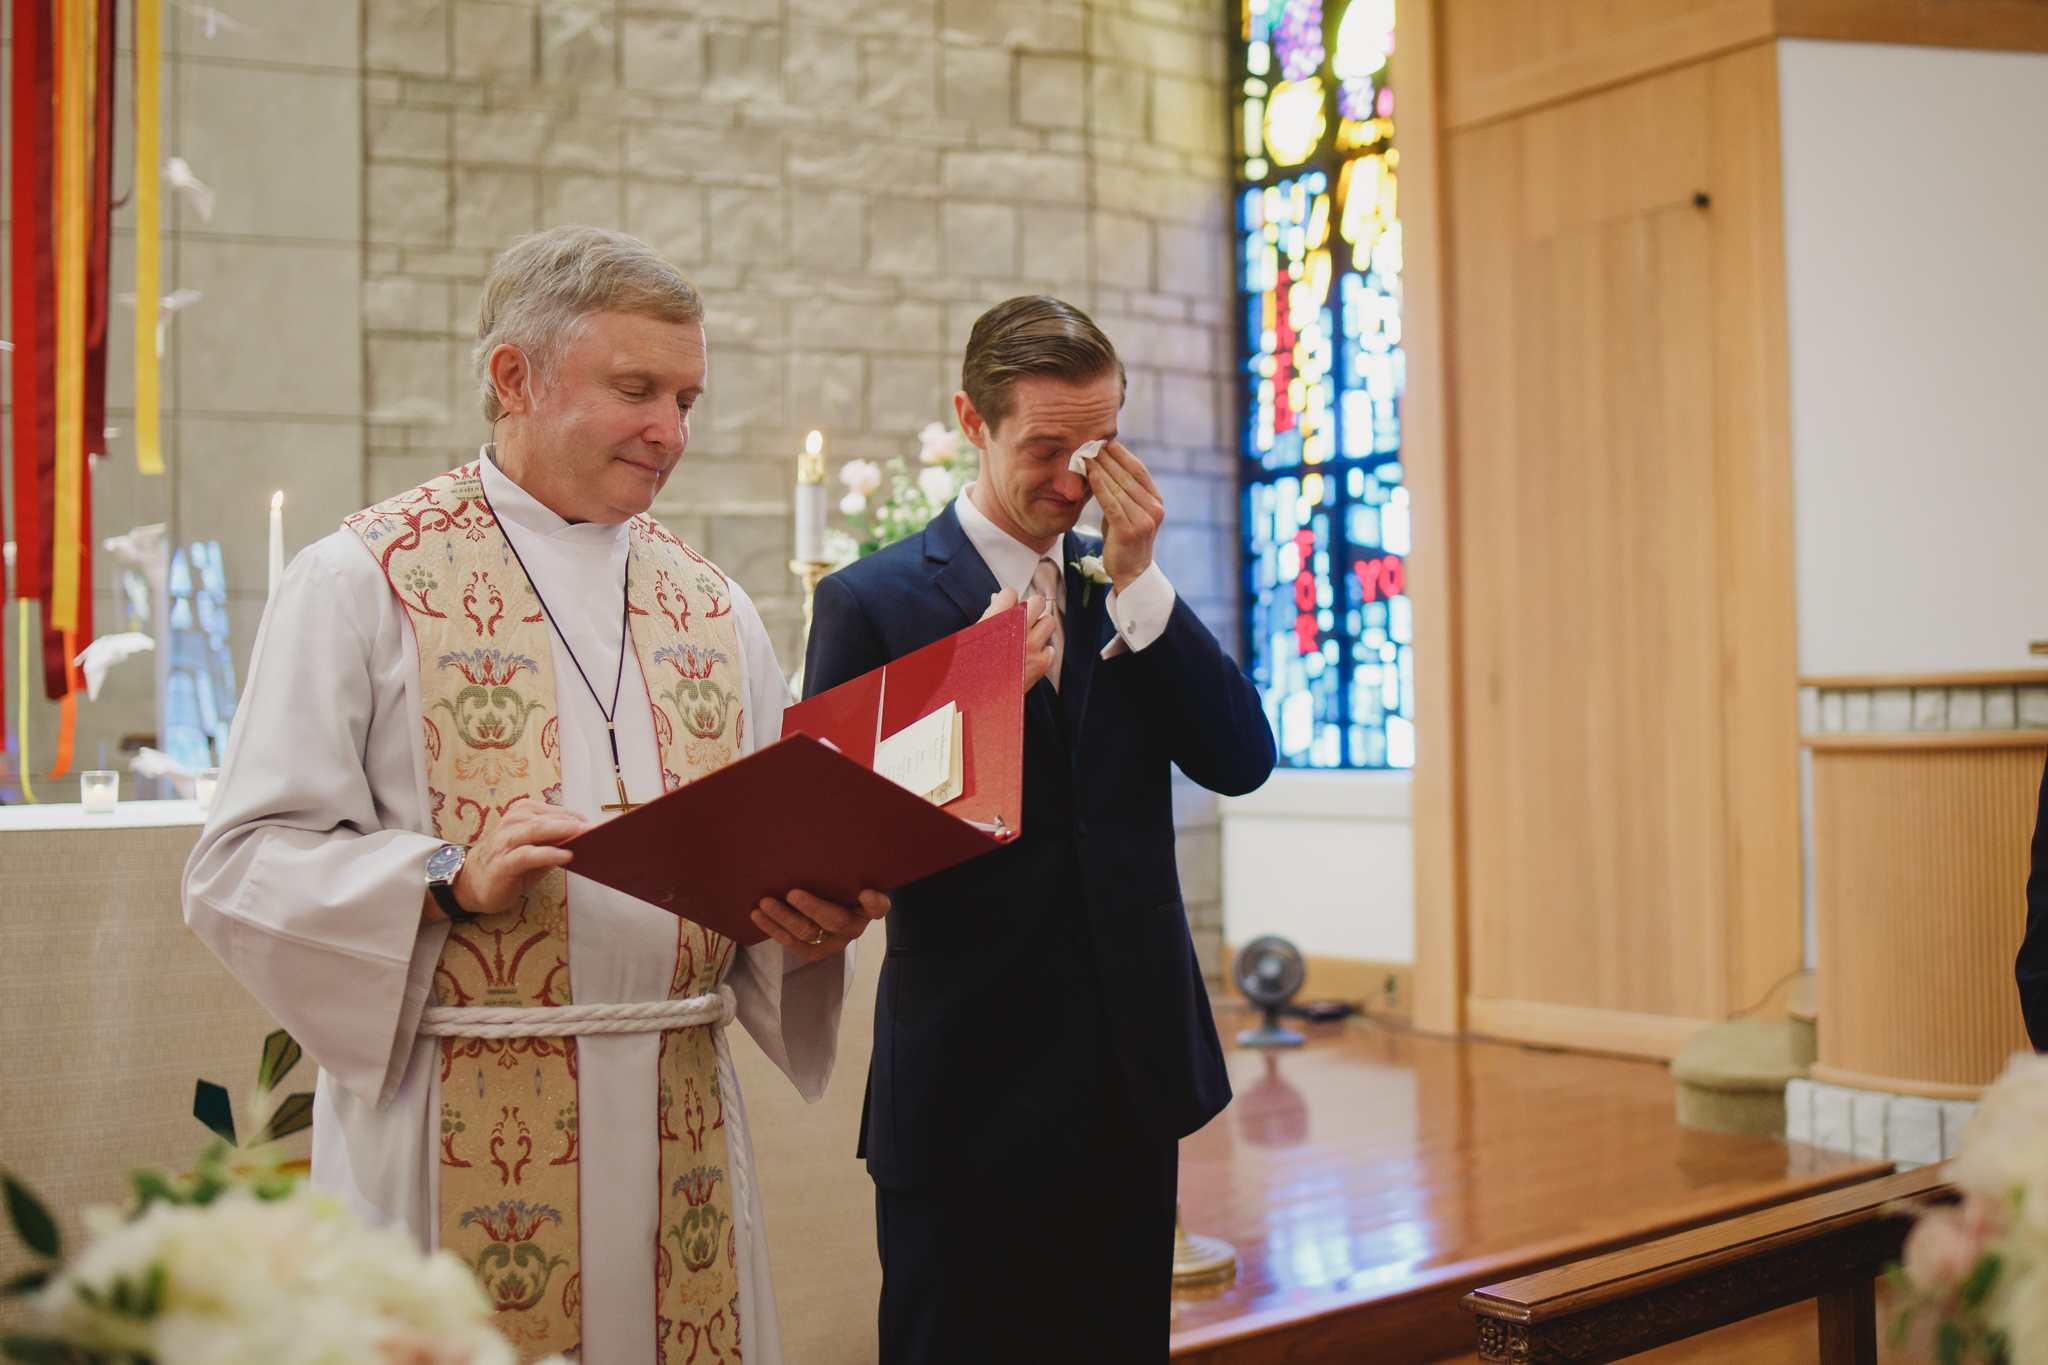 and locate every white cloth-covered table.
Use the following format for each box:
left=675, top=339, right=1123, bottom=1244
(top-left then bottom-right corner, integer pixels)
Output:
left=184, top=456, right=850, bottom=1365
